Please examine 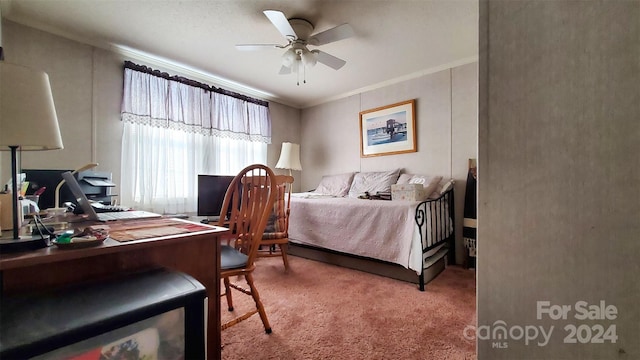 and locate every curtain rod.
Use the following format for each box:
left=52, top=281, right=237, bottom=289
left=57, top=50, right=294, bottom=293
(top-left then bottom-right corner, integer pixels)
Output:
left=123, top=61, right=269, bottom=107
